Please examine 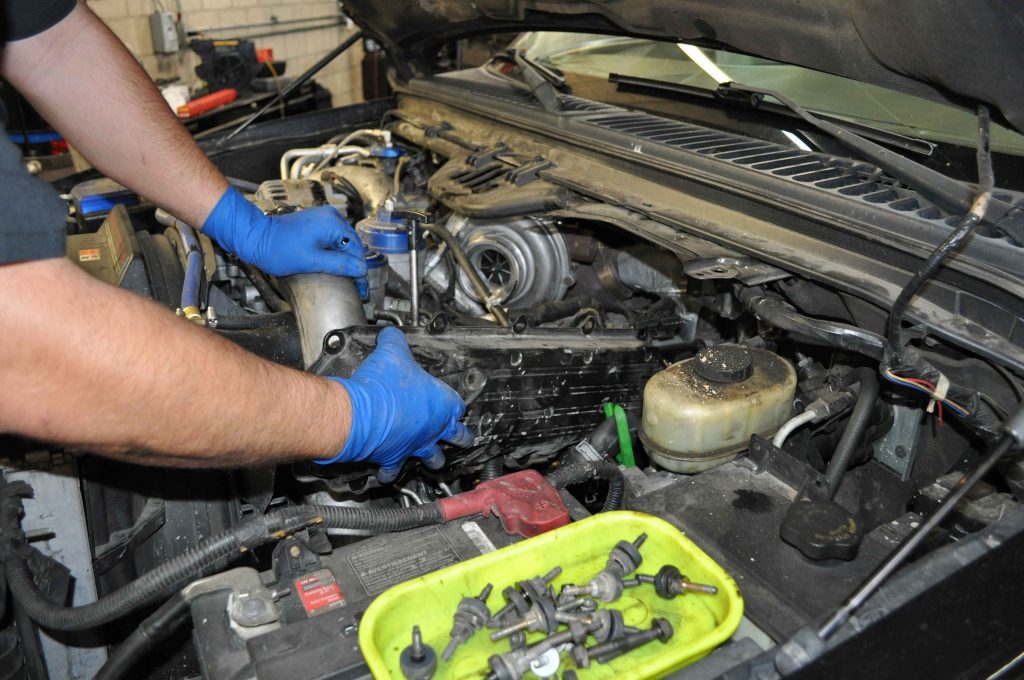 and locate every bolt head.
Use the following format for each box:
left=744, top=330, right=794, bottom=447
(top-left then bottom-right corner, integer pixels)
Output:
left=653, top=618, right=674, bottom=641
